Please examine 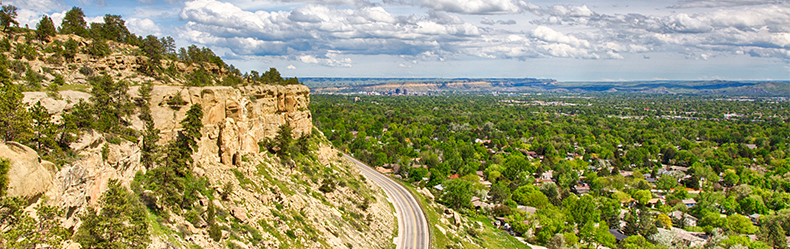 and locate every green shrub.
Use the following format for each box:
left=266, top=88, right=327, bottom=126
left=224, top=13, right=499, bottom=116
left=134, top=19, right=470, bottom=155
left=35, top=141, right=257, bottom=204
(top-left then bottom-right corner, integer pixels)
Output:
left=85, top=40, right=111, bottom=58
left=9, top=60, right=25, bottom=74
left=78, top=65, right=93, bottom=76
left=0, top=39, right=10, bottom=52
left=285, top=230, right=296, bottom=239
left=63, top=39, right=78, bottom=61
left=319, top=179, right=335, bottom=193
